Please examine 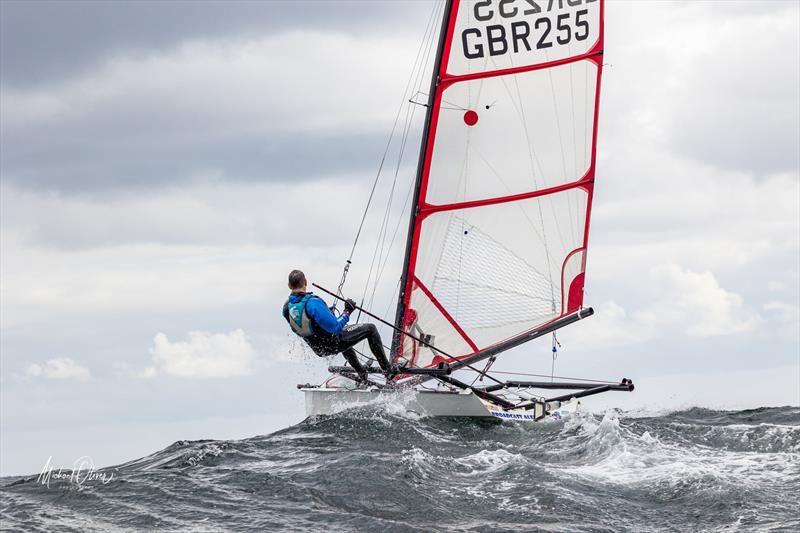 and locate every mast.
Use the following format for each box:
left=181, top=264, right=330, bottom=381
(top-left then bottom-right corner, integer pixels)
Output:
left=390, top=0, right=454, bottom=359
